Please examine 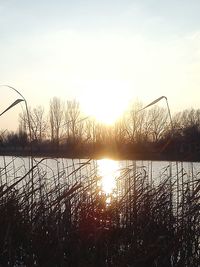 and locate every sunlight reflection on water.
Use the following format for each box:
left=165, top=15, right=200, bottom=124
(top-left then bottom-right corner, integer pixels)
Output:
left=97, top=158, right=120, bottom=196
